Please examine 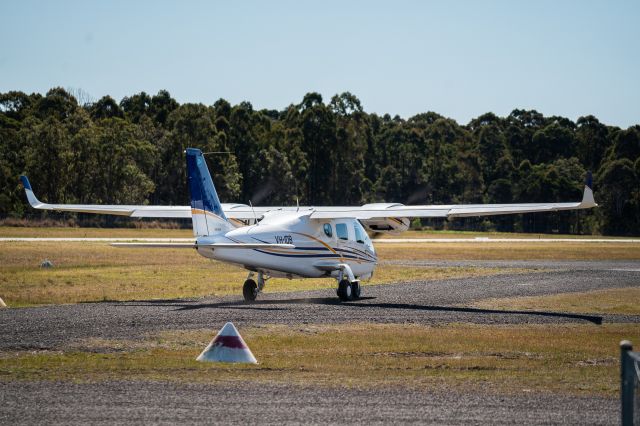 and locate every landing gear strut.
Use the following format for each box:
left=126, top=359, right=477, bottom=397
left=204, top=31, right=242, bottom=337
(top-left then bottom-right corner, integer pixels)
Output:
left=243, top=271, right=268, bottom=302
left=335, top=264, right=361, bottom=302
